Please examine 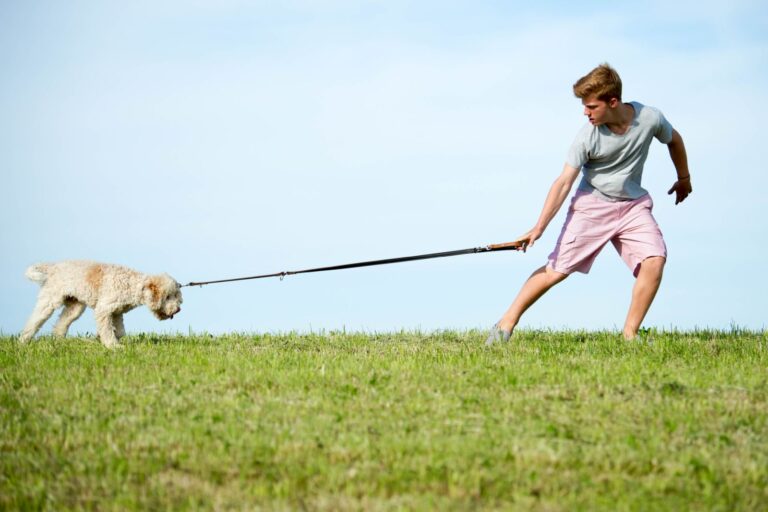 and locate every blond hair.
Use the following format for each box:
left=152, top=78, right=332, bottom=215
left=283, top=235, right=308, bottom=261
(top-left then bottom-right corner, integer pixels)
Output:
left=573, top=63, right=622, bottom=101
